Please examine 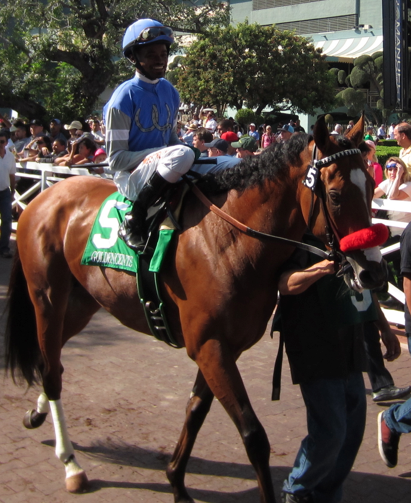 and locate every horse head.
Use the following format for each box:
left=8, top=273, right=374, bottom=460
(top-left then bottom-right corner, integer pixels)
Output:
left=301, top=114, right=388, bottom=291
